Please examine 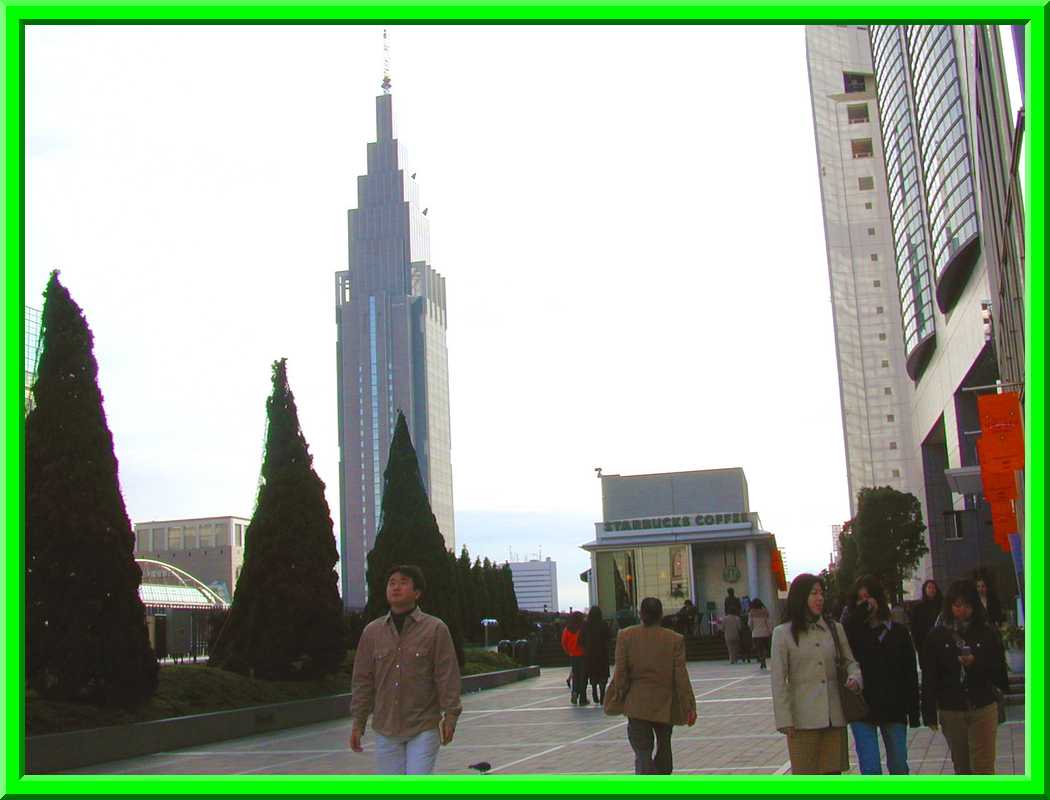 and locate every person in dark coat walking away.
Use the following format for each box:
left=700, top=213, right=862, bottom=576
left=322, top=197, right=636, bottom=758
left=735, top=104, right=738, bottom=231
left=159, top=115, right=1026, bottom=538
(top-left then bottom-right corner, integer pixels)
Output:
left=581, top=606, right=611, bottom=705
left=973, top=568, right=1005, bottom=626
left=748, top=598, right=773, bottom=669
left=561, top=611, right=589, bottom=705
left=841, top=575, right=921, bottom=774
left=922, top=579, right=1009, bottom=774
left=724, top=587, right=742, bottom=617
left=909, top=579, right=943, bottom=658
